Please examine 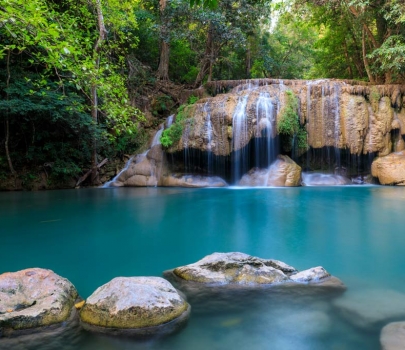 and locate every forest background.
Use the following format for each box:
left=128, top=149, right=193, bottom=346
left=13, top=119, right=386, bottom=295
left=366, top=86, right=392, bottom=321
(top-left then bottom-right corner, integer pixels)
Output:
left=0, top=0, right=404, bottom=189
